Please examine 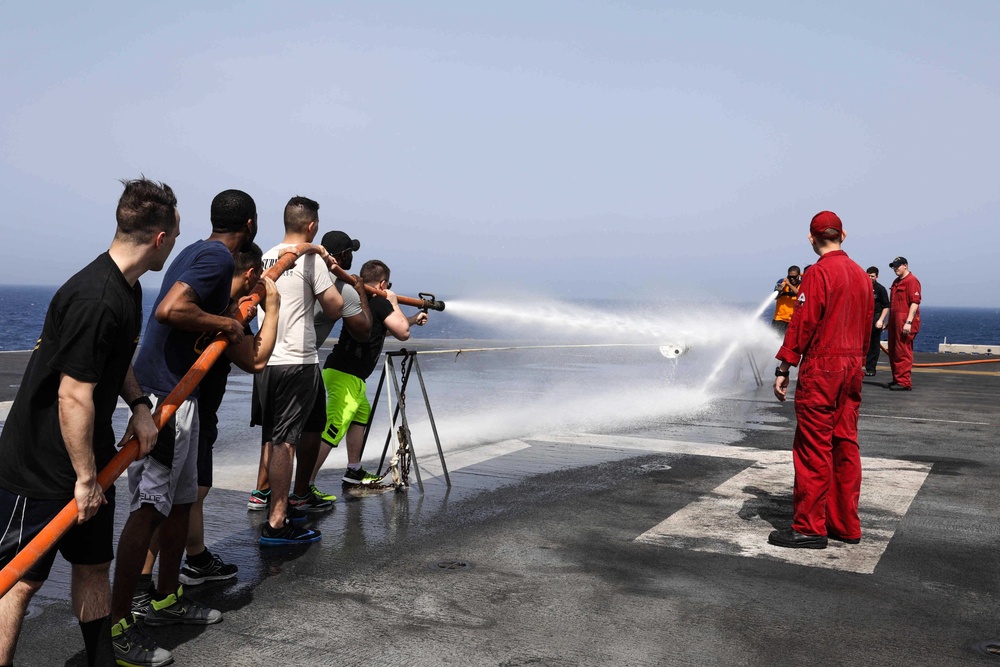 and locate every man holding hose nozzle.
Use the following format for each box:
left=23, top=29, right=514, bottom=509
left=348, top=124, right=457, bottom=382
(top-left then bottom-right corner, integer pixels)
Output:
left=770, top=211, right=873, bottom=549
left=321, top=259, right=428, bottom=485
